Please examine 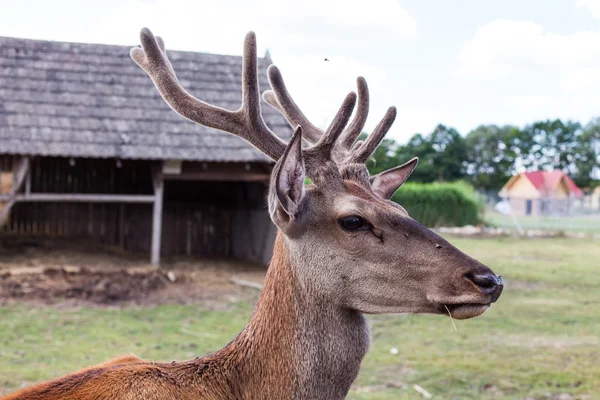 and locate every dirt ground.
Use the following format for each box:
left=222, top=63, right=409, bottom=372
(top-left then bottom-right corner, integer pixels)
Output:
left=0, top=237, right=267, bottom=307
